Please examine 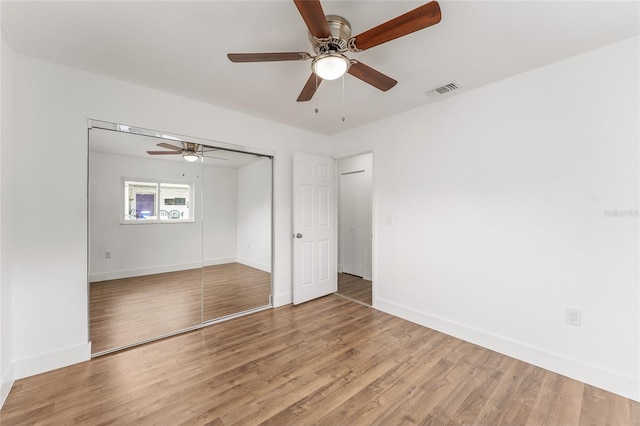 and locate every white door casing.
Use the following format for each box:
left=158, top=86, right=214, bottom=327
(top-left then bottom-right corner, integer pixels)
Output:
left=292, top=153, right=337, bottom=304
